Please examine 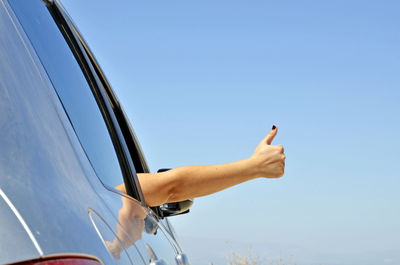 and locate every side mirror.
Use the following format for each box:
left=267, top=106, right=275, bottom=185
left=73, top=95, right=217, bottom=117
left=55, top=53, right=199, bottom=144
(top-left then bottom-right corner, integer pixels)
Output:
left=160, top=199, right=193, bottom=217
left=157, top=168, right=194, bottom=218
